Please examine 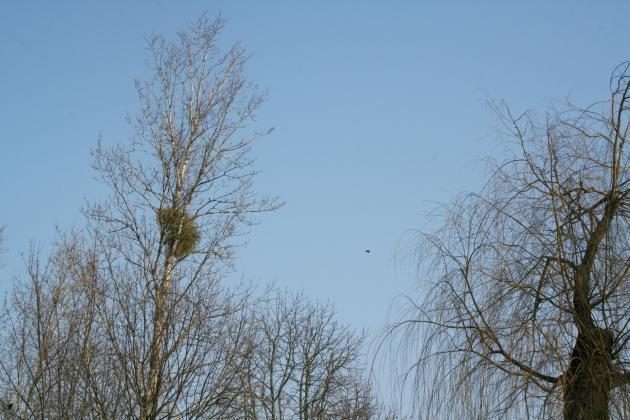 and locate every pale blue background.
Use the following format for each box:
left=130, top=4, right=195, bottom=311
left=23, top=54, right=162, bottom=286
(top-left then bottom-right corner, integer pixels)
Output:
left=1, top=1, right=628, bottom=390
